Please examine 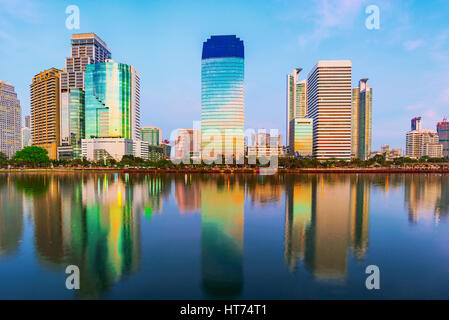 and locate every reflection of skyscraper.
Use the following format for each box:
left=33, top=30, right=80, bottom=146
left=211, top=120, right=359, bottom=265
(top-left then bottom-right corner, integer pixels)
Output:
left=284, top=178, right=312, bottom=271
left=0, top=175, right=23, bottom=256
left=201, top=177, right=244, bottom=298
left=349, top=176, right=370, bottom=259
left=174, top=176, right=201, bottom=214
left=305, top=176, right=351, bottom=279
